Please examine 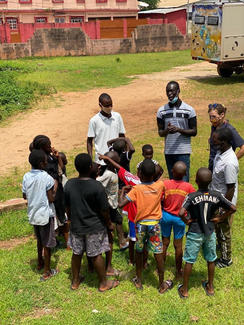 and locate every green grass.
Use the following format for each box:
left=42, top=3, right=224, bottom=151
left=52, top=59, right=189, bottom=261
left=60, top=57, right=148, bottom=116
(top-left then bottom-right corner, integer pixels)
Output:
left=14, top=50, right=194, bottom=92
left=0, top=55, right=244, bottom=324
